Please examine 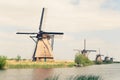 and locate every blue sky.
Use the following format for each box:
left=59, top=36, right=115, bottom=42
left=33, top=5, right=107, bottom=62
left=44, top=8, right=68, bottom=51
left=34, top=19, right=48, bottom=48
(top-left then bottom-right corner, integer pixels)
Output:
left=102, top=0, right=120, bottom=11
left=0, top=0, right=120, bottom=61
